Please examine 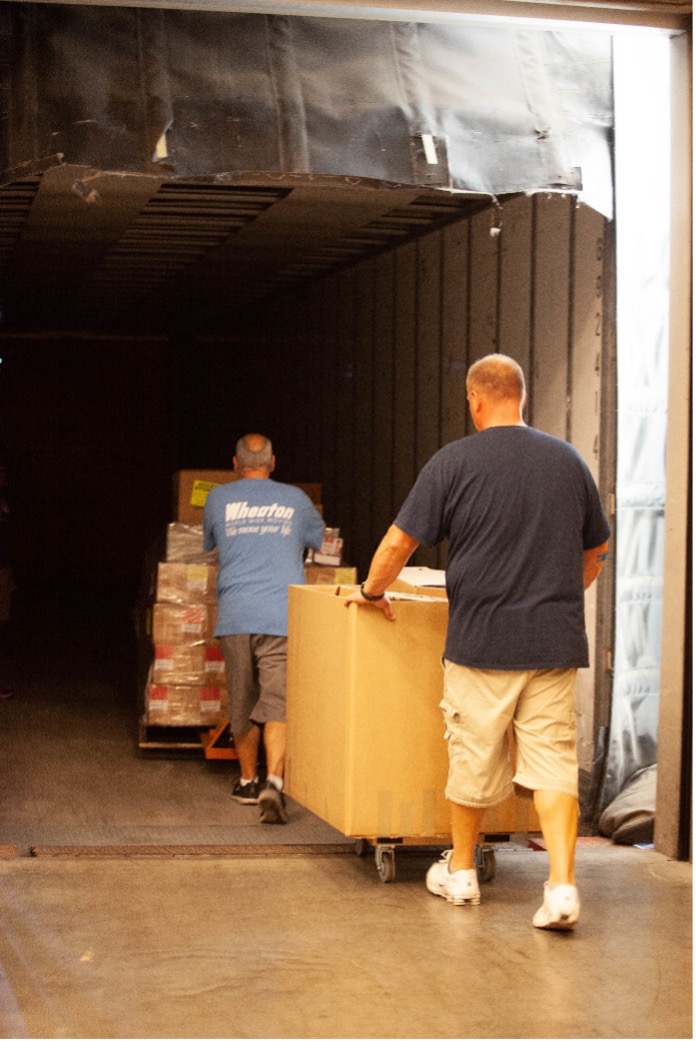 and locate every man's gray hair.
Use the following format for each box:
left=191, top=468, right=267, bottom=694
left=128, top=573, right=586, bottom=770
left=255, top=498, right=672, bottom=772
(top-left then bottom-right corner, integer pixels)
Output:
left=235, top=434, right=273, bottom=469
